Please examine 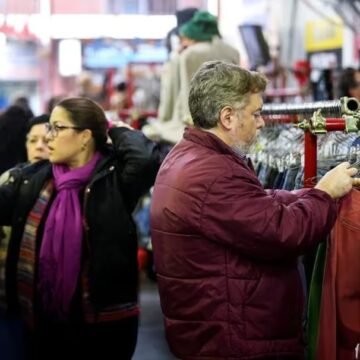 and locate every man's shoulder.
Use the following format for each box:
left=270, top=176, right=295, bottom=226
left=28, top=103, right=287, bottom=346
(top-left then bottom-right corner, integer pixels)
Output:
left=164, top=142, right=234, bottom=177
left=180, top=42, right=212, bottom=60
